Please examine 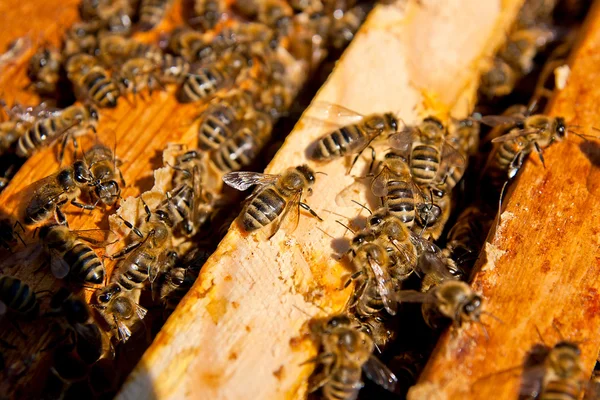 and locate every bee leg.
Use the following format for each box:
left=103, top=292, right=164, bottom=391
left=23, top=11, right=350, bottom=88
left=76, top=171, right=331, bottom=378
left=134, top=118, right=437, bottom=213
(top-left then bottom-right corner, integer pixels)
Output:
left=307, top=366, right=335, bottom=393
left=343, top=270, right=364, bottom=289
left=141, top=198, right=152, bottom=222
left=534, top=142, right=546, bottom=168
left=12, top=221, right=25, bottom=246
left=117, top=216, right=144, bottom=238
left=300, top=202, right=323, bottom=221
left=58, top=132, right=71, bottom=164
left=109, top=241, right=143, bottom=260
left=367, top=146, right=377, bottom=175
left=71, top=200, right=95, bottom=210
left=55, top=208, right=68, bottom=227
